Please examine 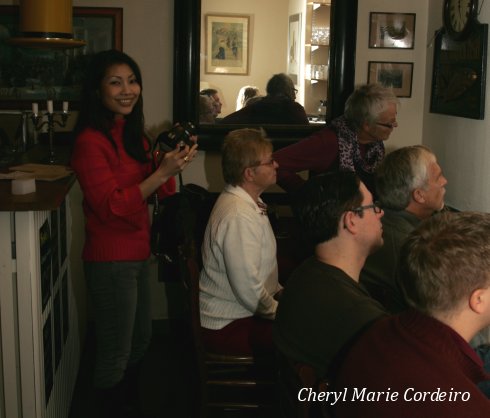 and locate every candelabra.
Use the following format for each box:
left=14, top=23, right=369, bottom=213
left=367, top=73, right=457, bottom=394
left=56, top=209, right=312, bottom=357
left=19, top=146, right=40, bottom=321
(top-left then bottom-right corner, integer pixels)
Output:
left=31, top=100, right=70, bottom=164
